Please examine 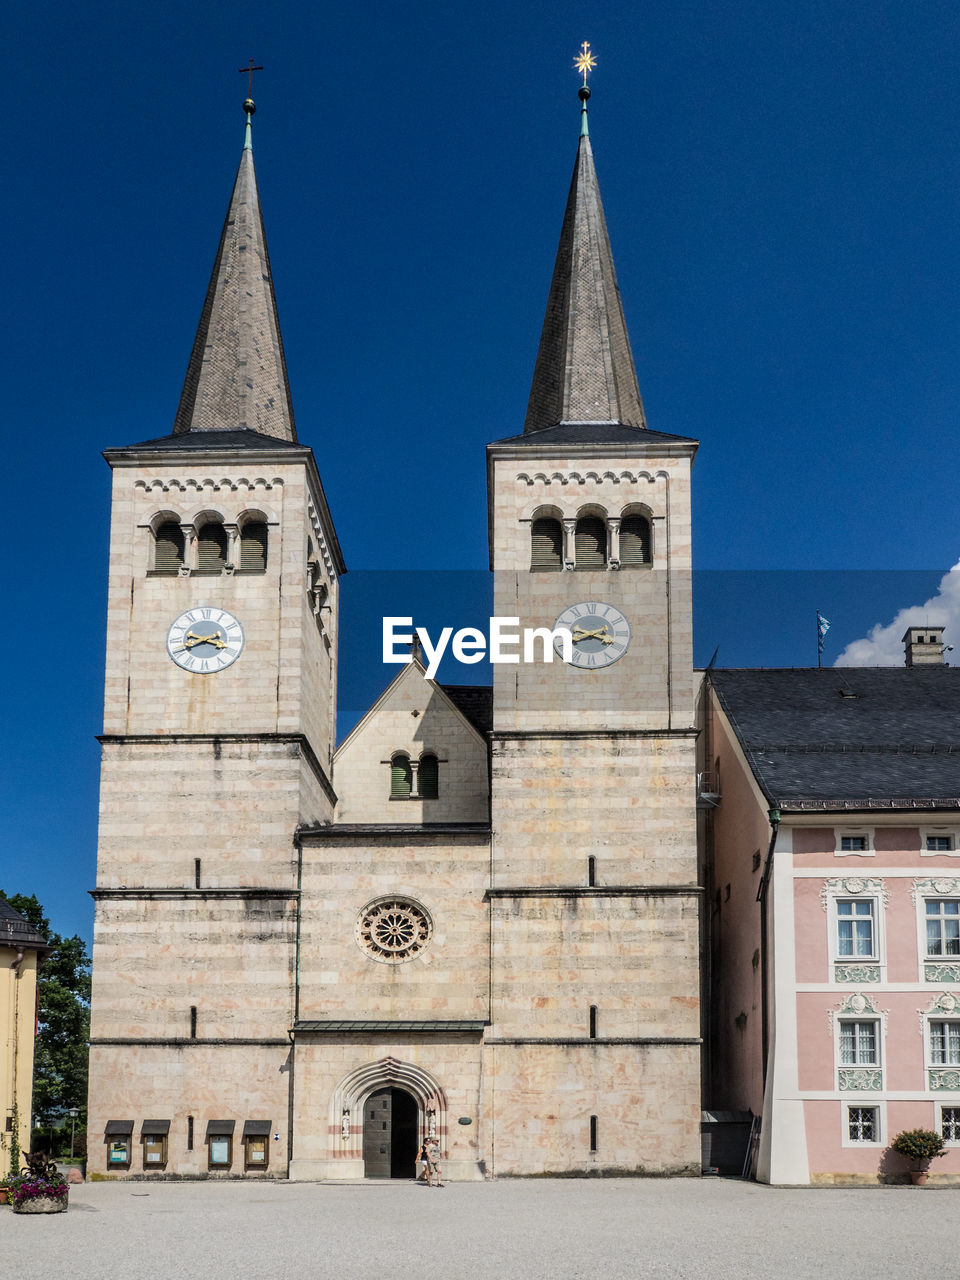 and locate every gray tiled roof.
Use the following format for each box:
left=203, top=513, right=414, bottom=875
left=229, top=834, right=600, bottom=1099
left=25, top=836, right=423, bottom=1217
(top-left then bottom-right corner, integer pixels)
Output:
left=171, top=135, right=297, bottom=442
left=522, top=130, right=646, bottom=437
left=0, top=899, right=49, bottom=950
left=710, top=668, right=960, bottom=810
left=439, top=684, right=492, bottom=734
left=489, top=423, right=697, bottom=448
left=105, top=428, right=306, bottom=454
